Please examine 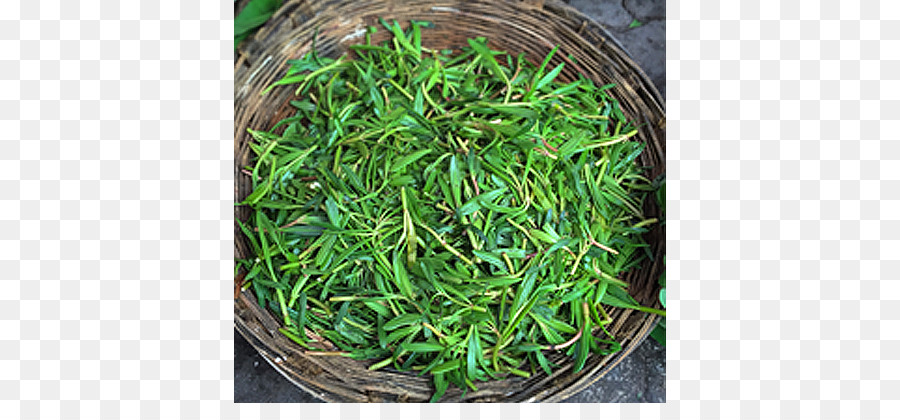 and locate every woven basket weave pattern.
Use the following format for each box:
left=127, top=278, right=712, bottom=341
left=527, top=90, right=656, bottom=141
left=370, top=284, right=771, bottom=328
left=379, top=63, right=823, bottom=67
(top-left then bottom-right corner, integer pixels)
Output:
left=234, top=0, right=665, bottom=402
